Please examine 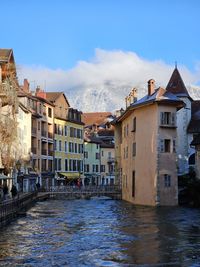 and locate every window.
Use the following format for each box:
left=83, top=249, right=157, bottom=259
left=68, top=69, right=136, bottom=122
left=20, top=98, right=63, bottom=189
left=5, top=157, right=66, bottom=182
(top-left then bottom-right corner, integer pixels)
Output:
left=84, top=164, right=89, bottom=172
left=70, top=127, right=74, bottom=137
left=73, top=160, right=76, bottom=171
left=64, top=126, right=67, bottom=136
left=96, top=144, right=99, bottom=149
left=160, top=112, right=176, bottom=126
left=74, top=143, right=77, bottom=153
left=84, top=151, right=88, bottom=158
left=101, top=165, right=105, bottom=172
left=54, top=140, right=57, bottom=151
left=54, top=158, right=58, bottom=171
left=69, top=159, right=73, bottom=171
left=69, top=142, right=72, bottom=152
left=58, top=159, right=61, bottom=171
left=77, top=160, right=81, bottom=171
left=48, top=107, right=52, bottom=118
left=132, top=171, right=135, bottom=197
left=124, top=126, right=126, bottom=138
left=173, top=139, right=176, bottom=153
left=58, top=125, right=63, bottom=135
left=96, top=153, right=100, bottom=159
left=78, top=144, right=83, bottom=154
left=160, top=139, right=171, bottom=153
left=132, top=143, right=136, bottom=157
left=132, top=117, right=136, bottom=132
left=108, top=152, right=111, bottom=158
left=126, top=124, right=129, bottom=136
left=65, top=141, right=67, bottom=153
left=164, top=174, right=171, bottom=187
left=96, top=165, right=99, bottom=172
left=126, top=146, right=128, bottom=158
left=74, top=128, right=77, bottom=138
left=102, top=150, right=104, bottom=157
left=92, top=165, right=95, bottom=172
left=65, top=159, right=68, bottom=171
left=59, top=140, right=62, bottom=151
